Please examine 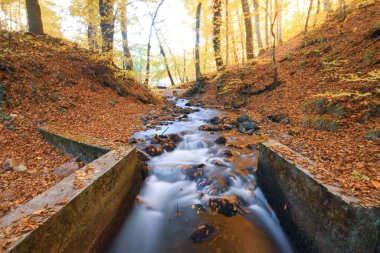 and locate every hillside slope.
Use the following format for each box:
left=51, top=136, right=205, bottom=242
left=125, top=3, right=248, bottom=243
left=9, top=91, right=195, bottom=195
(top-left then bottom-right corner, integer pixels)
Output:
left=192, top=2, right=380, bottom=207
left=0, top=31, right=158, bottom=216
